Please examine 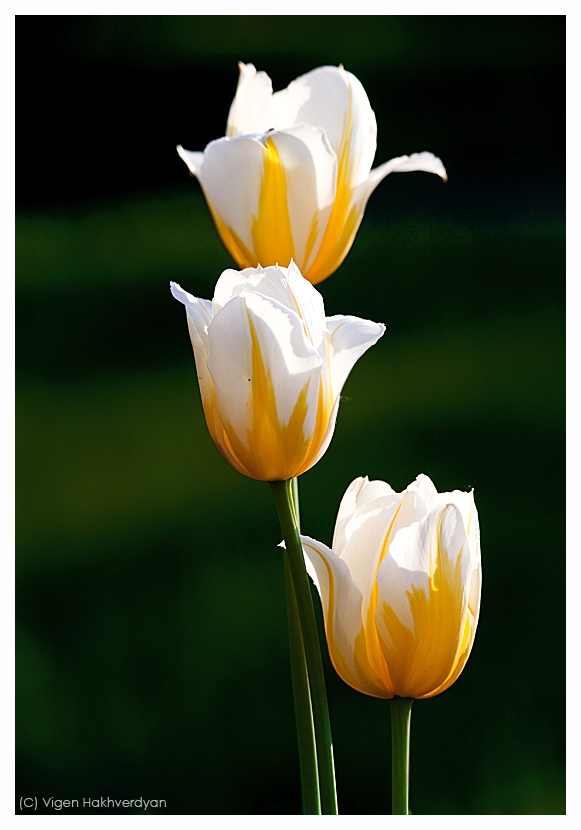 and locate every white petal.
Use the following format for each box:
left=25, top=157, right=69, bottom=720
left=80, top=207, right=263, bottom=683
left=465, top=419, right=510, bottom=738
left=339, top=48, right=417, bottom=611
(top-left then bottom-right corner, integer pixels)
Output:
left=282, top=260, right=328, bottom=353
left=170, top=281, right=213, bottom=394
left=297, top=392, right=340, bottom=476
left=282, top=66, right=377, bottom=186
left=333, top=476, right=396, bottom=554
left=325, top=314, right=385, bottom=398
left=176, top=146, right=205, bottom=178
left=212, top=262, right=327, bottom=353
left=301, top=534, right=389, bottom=698
left=265, top=126, right=338, bottom=272
left=345, top=150, right=448, bottom=230
left=338, top=487, right=403, bottom=598
left=226, top=62, right=276, bottom=138
left=193, top=135, right=266, bottom=258
left=365, top=151, right=448, bottom=193
left=206, top=292, right=323, bottom=451
left=400, top=474, right=442, bottom=524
